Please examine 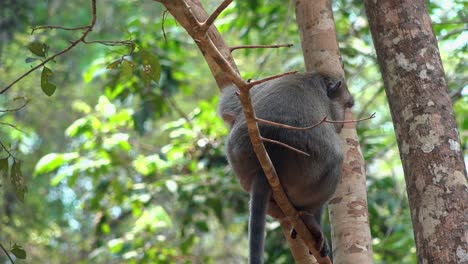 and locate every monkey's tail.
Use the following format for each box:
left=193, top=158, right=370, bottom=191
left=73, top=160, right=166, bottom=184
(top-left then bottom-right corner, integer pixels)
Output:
left=249, top=172, right=271, bottom=264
